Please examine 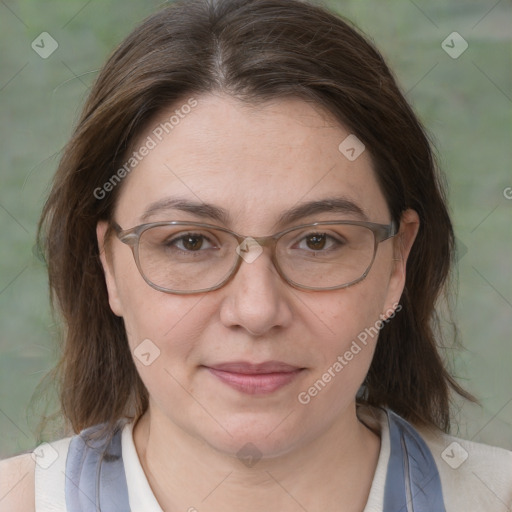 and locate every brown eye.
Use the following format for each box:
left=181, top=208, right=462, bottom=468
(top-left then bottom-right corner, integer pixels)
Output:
left=180, top=235, right=204, bottom=251
left=162, top=232, right=213, bottom=252
left=305, top=234, right=326, bottom=250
